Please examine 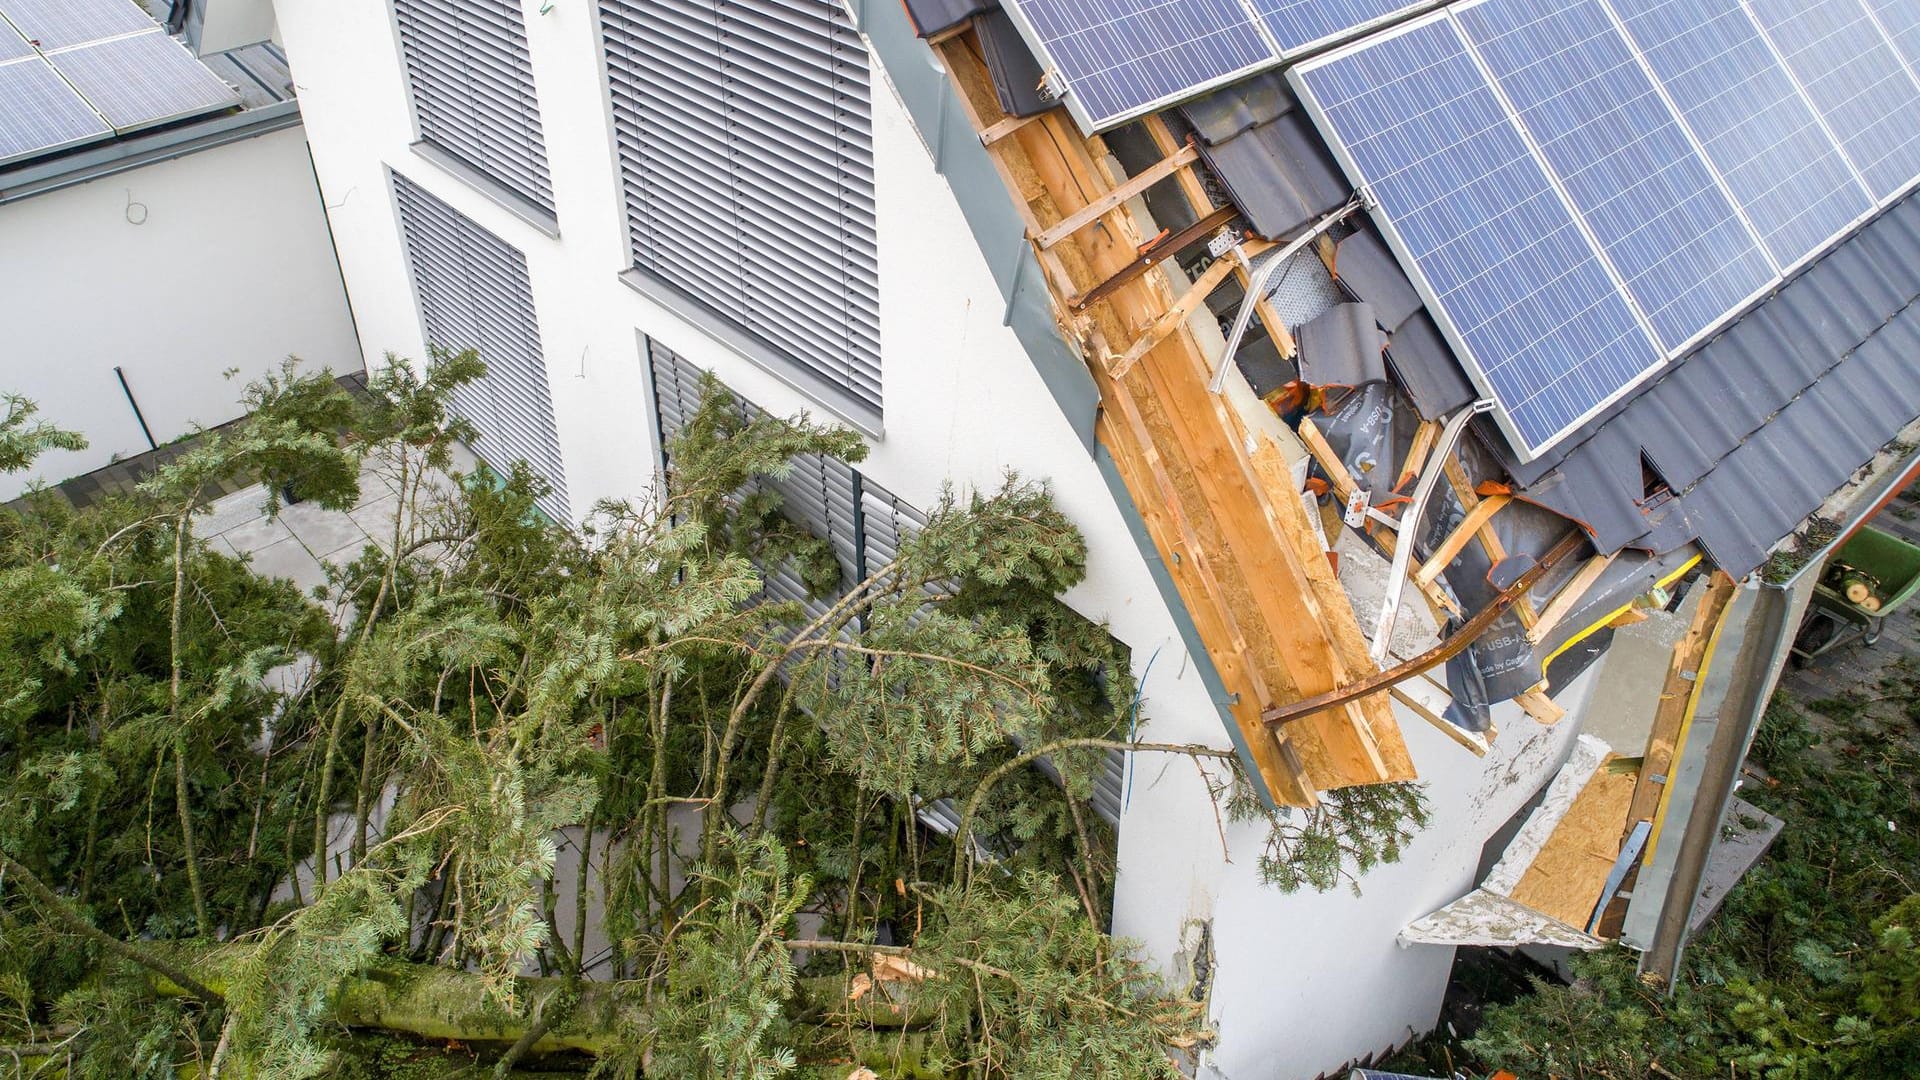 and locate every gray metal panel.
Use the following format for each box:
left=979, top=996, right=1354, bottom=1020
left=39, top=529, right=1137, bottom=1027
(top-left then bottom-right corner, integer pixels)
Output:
left=900, top=0, right=994, bottom=35
left=393, top=0, right=553, bottom=214
left=391, top=171, right=569, bottom=522
left=0, top=0, right=153, bottom=50
left=47, top=31, right=239, bottom=133
left=601, top=0, right=883, bottom=417
left=0, top=57, right=110, bottom=165
left=1509, top=193, right=1920, bottom=574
